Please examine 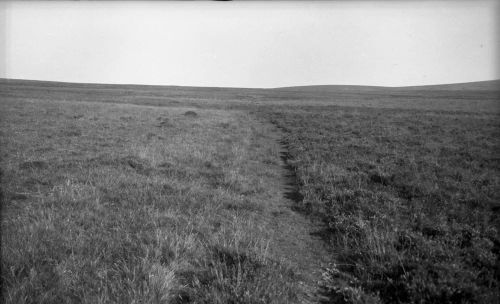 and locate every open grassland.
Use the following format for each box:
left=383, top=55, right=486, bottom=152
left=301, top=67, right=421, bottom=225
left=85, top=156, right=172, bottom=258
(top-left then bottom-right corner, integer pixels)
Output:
left=1, top=79, right=500, bottom=303
left=264, top=105, right=500, bottom=303
left=0, top=98, right=312, bottom=303
left=2, top=78, right=499, bottom=112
